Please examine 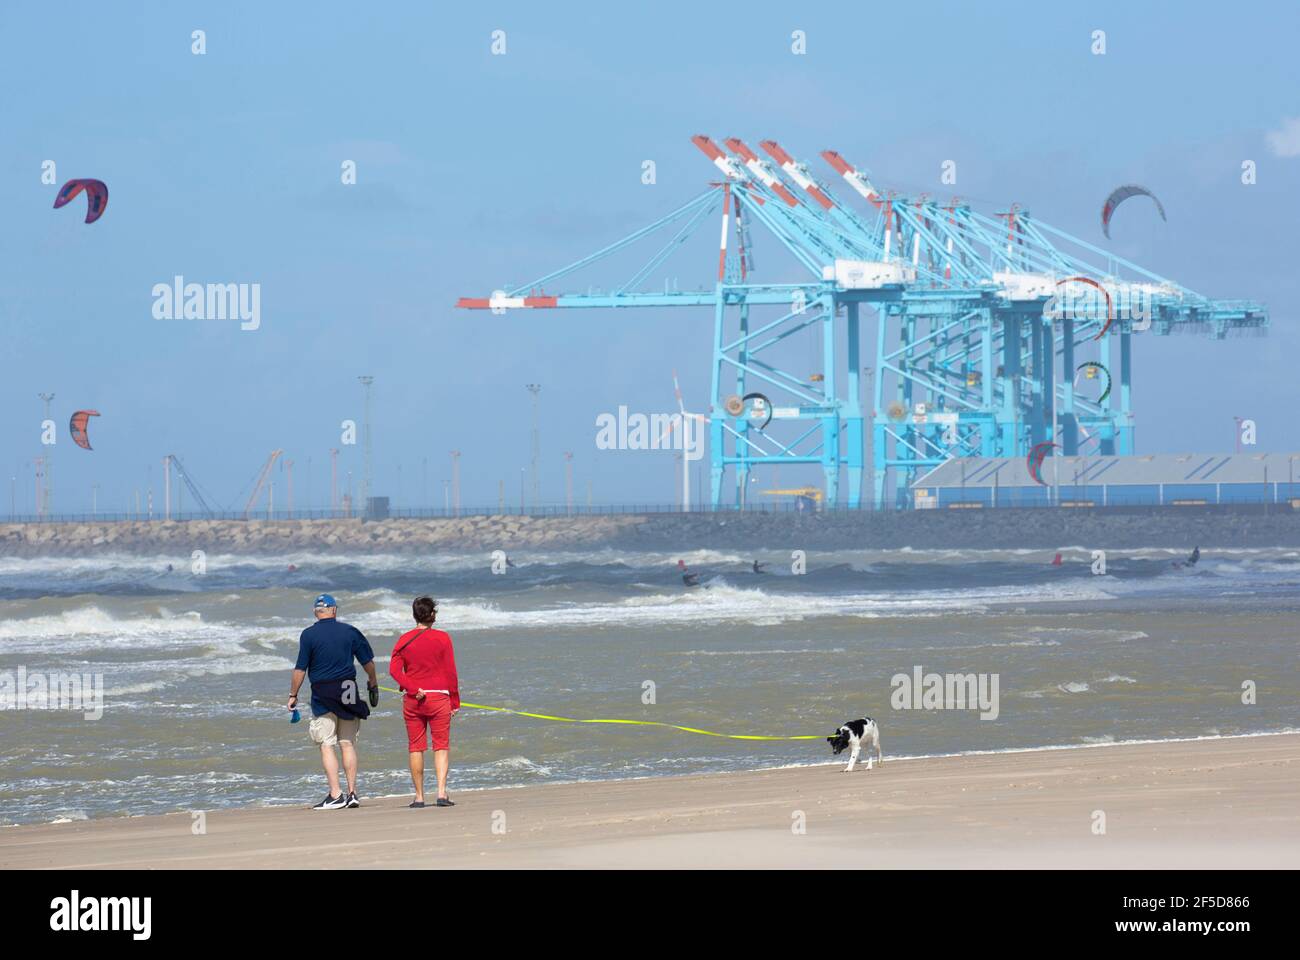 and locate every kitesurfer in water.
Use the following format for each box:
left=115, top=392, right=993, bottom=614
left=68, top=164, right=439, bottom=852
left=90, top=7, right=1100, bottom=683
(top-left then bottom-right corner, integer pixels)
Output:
left=677, top=559, right=701, bottom=587
left=1172, top=546, right=1200, bottom=569
left=752, top=560, right=767, bottom=574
